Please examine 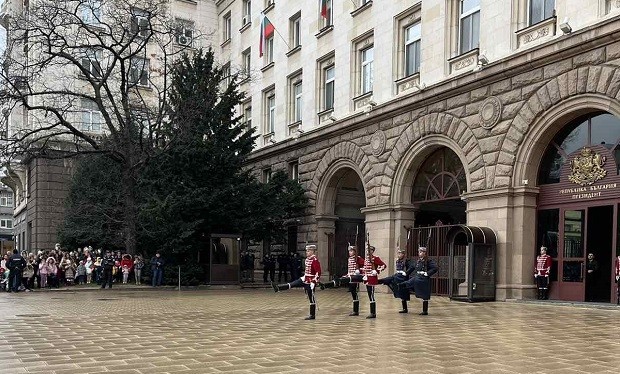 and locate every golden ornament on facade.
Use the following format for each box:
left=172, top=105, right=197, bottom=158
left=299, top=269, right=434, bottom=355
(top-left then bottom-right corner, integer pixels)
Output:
left=568, top=147, right=607, bottom=186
